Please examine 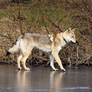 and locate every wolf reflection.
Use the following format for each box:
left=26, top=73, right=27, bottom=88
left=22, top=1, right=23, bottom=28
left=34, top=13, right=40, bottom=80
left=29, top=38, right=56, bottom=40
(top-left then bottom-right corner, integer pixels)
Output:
left=16, top=71, right=31, bottom=92
left=50, top=71, right=65, bottom=92
left=16, top=70, right=65, bottom=92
